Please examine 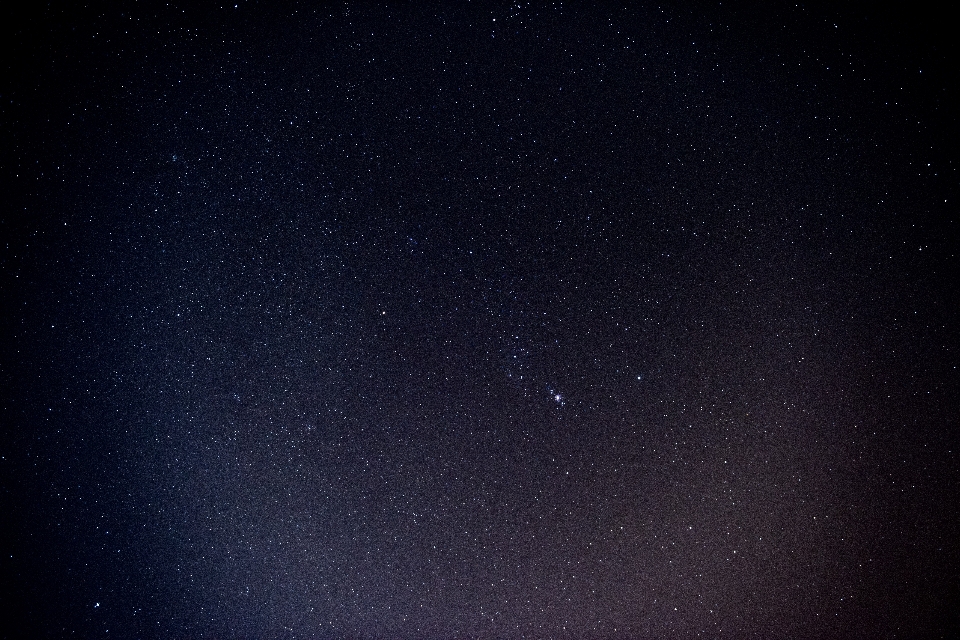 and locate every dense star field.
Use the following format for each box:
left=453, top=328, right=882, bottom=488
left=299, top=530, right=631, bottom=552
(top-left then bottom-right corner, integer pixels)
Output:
left=2, top=3, right=958, bottom=638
